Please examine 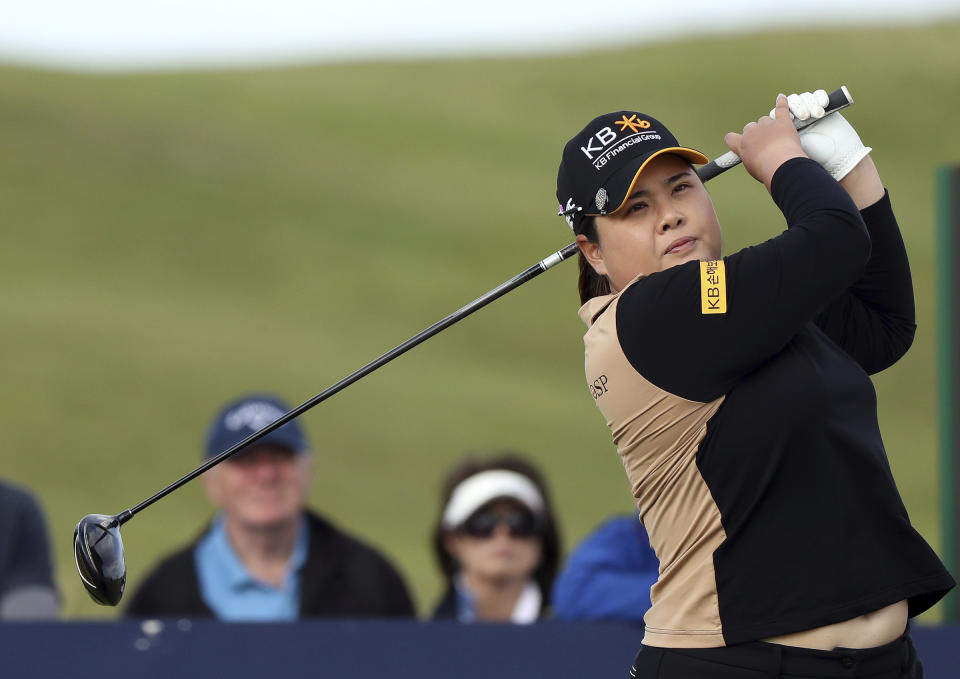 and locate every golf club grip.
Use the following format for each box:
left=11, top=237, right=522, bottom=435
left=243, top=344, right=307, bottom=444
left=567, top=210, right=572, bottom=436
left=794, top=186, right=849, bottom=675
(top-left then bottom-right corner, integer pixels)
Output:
left=696, top=86, right=853, bottom=182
